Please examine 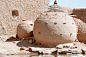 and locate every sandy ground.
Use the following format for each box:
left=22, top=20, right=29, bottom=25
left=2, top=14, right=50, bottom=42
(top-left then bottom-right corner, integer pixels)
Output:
left=0, top=35, right=86, bottom=55
left=0, top=35, right=30, bottom=55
